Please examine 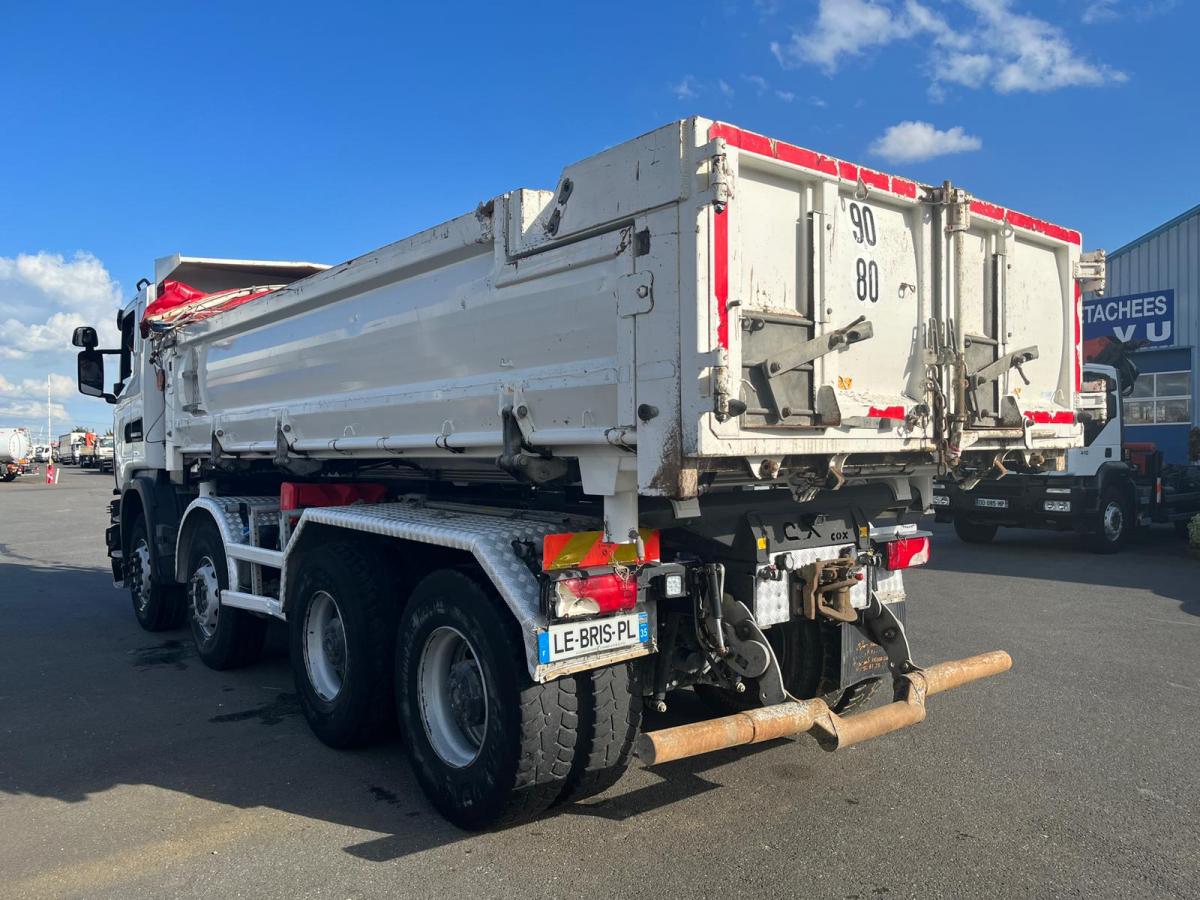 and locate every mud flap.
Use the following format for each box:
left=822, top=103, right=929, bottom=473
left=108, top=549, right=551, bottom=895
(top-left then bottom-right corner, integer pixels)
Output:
left=841, top=600, right=906, bottom=688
